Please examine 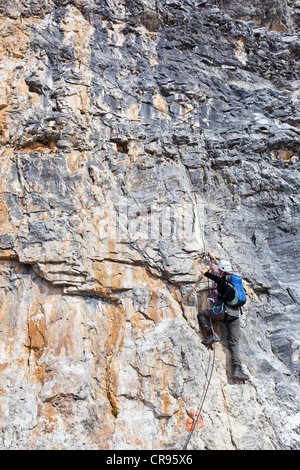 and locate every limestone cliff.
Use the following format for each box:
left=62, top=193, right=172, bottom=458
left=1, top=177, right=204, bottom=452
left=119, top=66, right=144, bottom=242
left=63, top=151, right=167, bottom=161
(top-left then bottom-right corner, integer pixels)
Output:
left=0, top=0, right=299, bottom=449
